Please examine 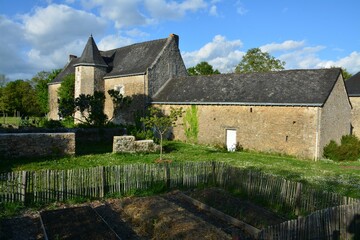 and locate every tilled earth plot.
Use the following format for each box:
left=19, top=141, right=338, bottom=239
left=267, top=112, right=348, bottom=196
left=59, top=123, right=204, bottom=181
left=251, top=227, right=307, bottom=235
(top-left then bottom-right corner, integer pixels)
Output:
left=0, top=189, right=285, bottom=239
